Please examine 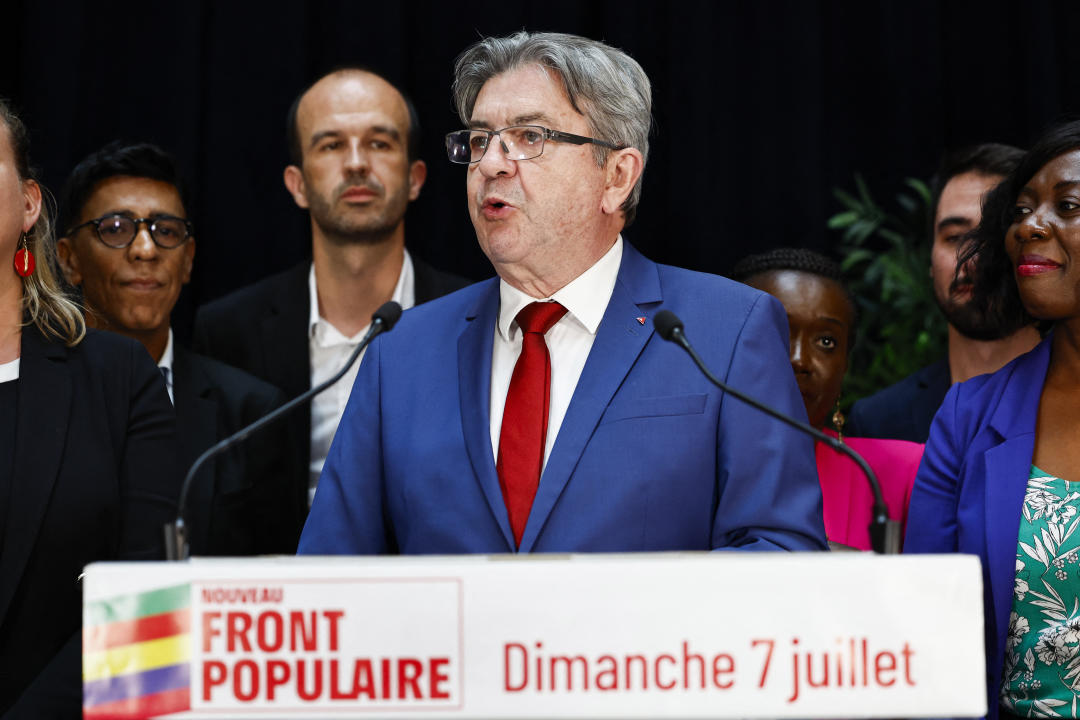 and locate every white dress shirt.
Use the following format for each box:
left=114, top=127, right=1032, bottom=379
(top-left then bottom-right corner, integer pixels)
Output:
left=309, top=250, right=415, bottom=504
left=0, top=357, right=19, bottom=382
left=156, top=328, right=175, bottom=404
left=489, top=236, right=623, bottom=470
